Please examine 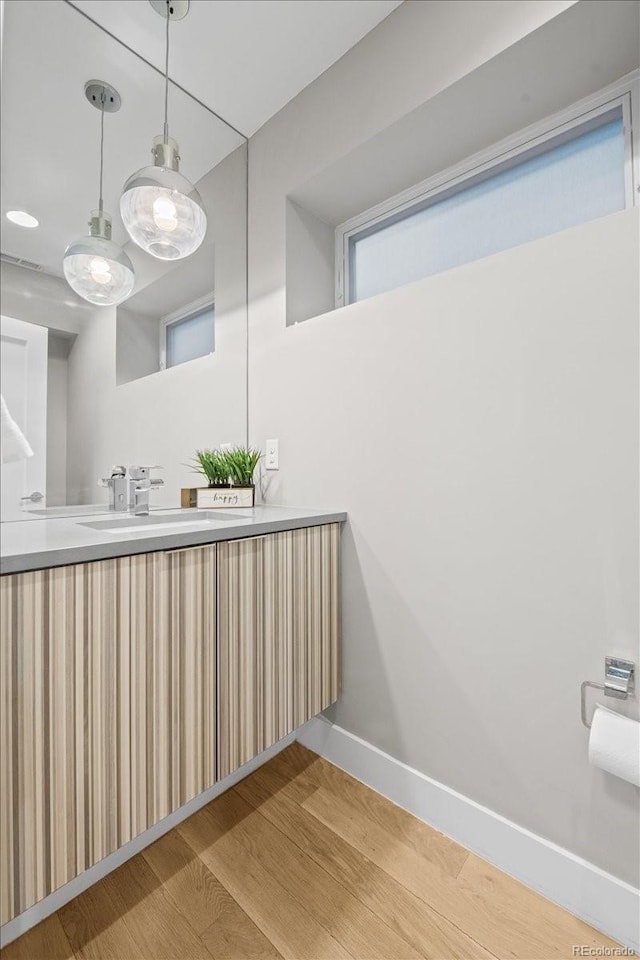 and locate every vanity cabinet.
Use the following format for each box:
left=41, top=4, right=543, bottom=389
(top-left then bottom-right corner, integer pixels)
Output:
left=0, top=523, right=340, bottom=926
left=217, top=523, right=341, bottom=778
left=0, top=545, right=217, bottom=926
